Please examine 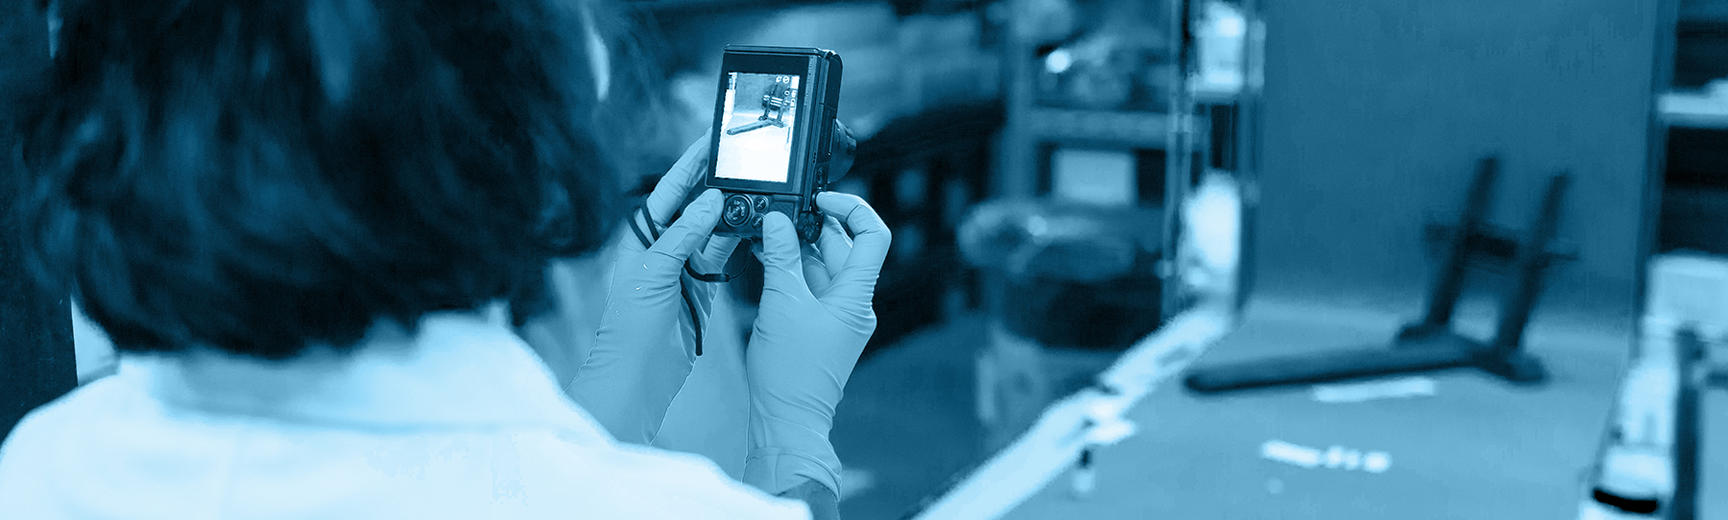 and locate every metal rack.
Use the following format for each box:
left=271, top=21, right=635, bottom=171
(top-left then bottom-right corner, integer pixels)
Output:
left=909, top=2, right=1265, bottom=514
left=1583, top=1, right=1728, bottom=512
left=1643, top=0, right=1728, bottom=261
left=996, top=0, right=1261, bottom=322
